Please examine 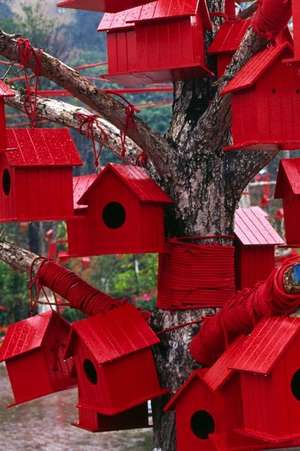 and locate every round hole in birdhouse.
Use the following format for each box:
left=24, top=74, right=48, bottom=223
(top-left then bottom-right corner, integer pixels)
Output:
left=296, top=89, right=300, bottom=94
left=102, top=202, right=126, bottom=229
left=83, top=359, right=98, bottom=384
left=272, top=88, right=277, bottom=94
left=190, top=410, right=215, bottom=439
left=2, top=169, right=11, bottom=196
left=291, top=369, right=300, bottom=400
